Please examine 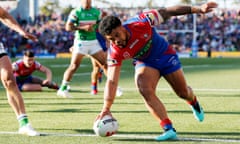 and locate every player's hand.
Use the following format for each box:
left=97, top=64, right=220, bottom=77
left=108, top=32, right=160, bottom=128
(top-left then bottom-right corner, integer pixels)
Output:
left=199, top=2, right=218, bottom=13
left=69, top=46, right=73, bottom=53
left=95, top=109, right=112, bottom=121
left=42, top=80, right=51, bottom=85
left=84, top=24, right=95, bottom=32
